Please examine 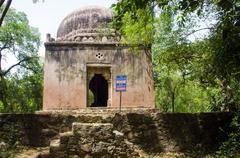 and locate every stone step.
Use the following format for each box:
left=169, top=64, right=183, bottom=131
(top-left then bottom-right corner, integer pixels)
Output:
left=59, top=131, right=73, bottom=147
left=72, top=122, right=114, bottom=137
left=38, top=122, right=140, bottom=157
left=59, top=131, right=73, bottom=137
left=38, top=132, right=74, bottom=158
left=49, top=138, right=61, bottom=154
left=14, top=147, right=49, bottom=158
left=34, top=150, right=50, bottom=158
